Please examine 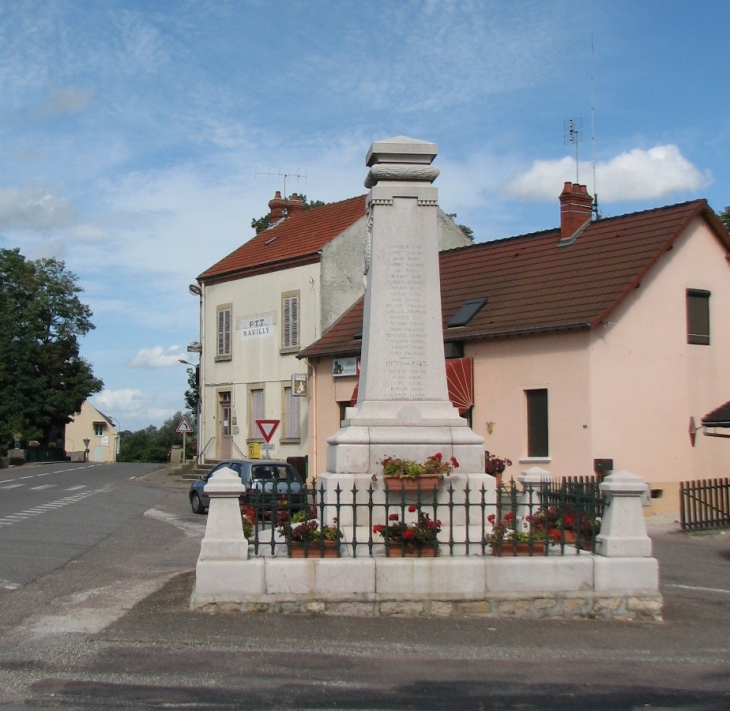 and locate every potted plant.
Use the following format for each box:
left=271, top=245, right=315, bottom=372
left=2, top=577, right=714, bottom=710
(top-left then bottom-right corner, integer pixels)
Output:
left=484, top=451, right=512, bottom=488
left=373, top=505, right=441, bottom=556
left=378, top=453, right=458, bottom=492
left=528, top=507, right=601, bottom=550
left=279, top=512, right=343, bottom=558
left=240, top=502, right=255, bottom=539
left=485, top=512, right=552, bottom=556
